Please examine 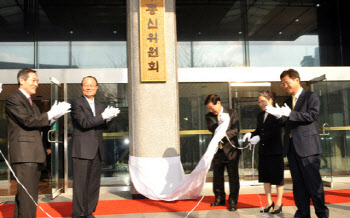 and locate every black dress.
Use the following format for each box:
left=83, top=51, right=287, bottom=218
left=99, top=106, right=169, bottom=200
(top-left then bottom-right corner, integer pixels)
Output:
left=251, top=111, right=284, bottom=185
